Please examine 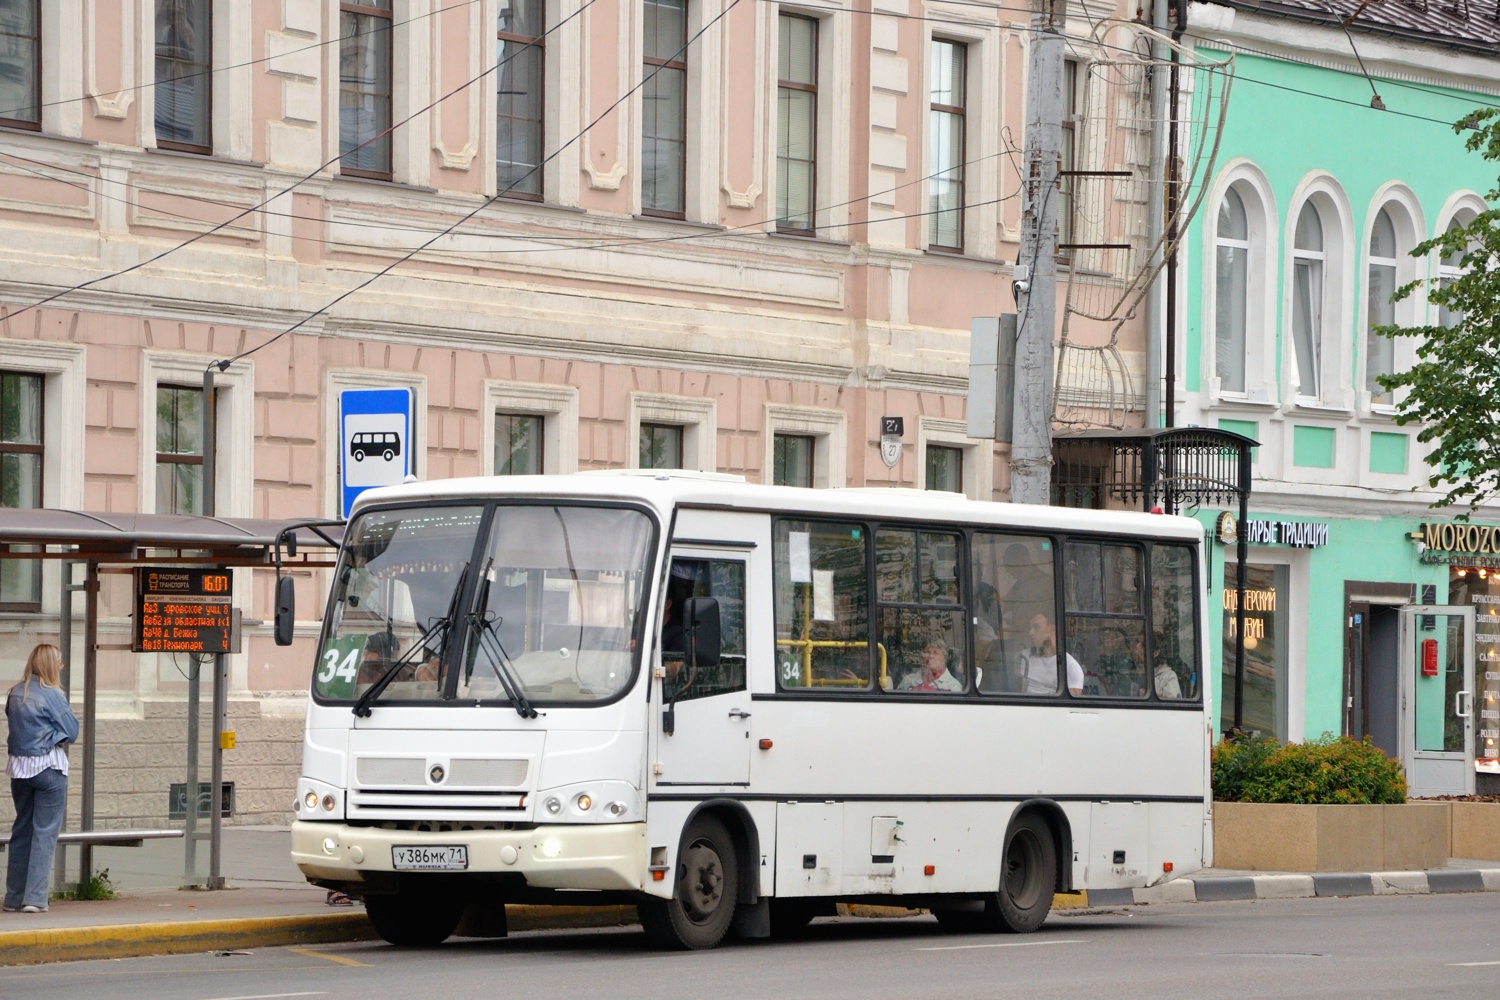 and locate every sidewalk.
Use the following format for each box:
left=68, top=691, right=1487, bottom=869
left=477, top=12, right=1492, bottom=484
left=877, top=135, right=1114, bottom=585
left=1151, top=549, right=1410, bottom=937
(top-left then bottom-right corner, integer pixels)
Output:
left=1, top=828, right=1497, bottom=966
